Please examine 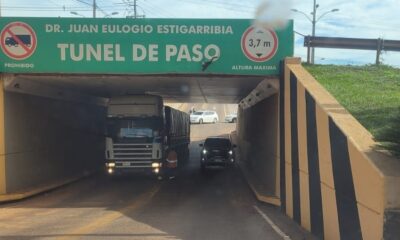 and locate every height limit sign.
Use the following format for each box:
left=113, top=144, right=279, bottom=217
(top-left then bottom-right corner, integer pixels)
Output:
left=0, top=22, right=37, bottom=60
left=241, top=26, right=278, bottom=62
